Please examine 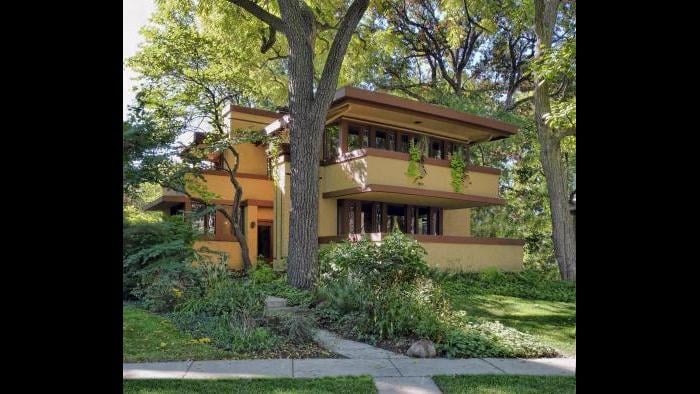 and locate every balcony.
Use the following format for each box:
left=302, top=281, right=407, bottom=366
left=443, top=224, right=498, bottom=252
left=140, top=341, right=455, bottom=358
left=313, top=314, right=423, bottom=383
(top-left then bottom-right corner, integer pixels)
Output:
left=321, top=148, right=504, bottom=209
